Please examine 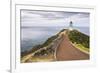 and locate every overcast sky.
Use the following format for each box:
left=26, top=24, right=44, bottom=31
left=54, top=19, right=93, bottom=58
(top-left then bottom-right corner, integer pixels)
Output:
left=21, top=10, right=90, bottom=27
